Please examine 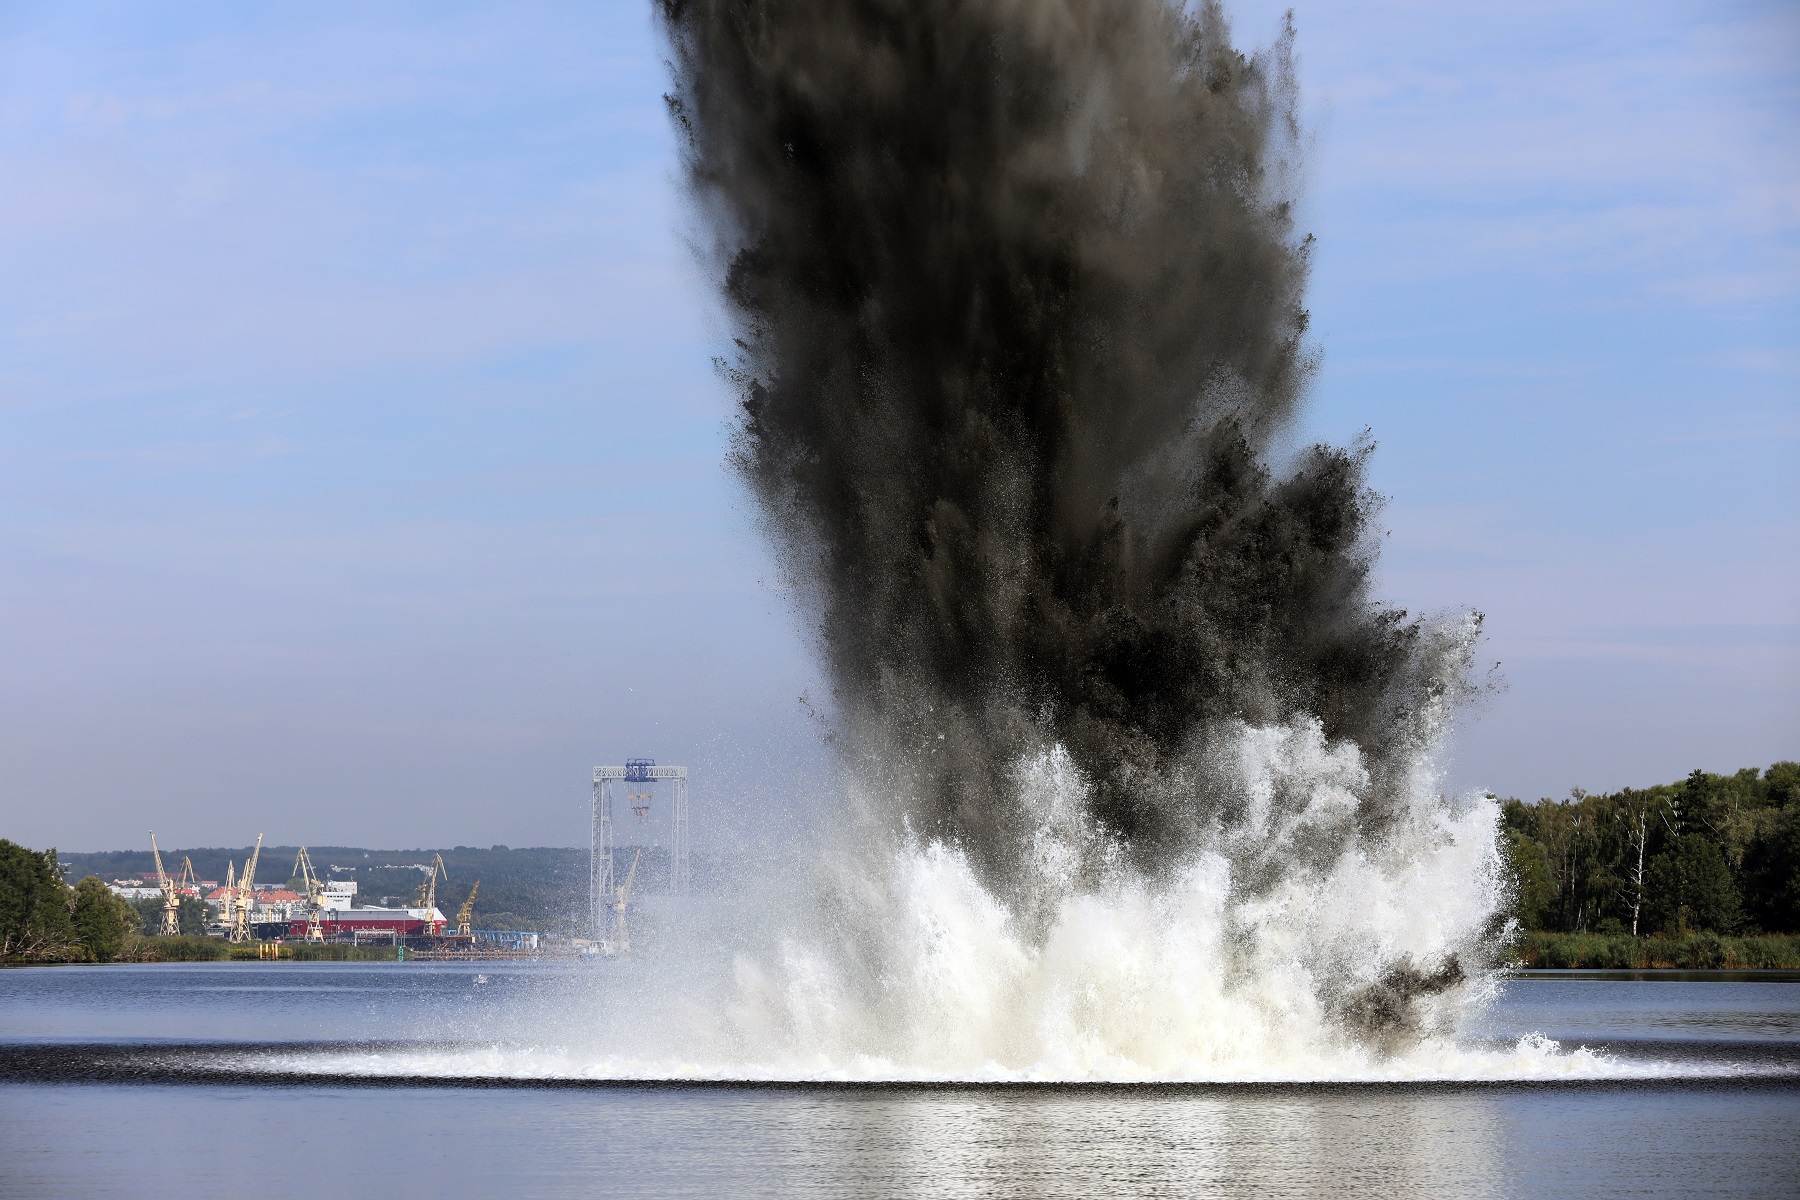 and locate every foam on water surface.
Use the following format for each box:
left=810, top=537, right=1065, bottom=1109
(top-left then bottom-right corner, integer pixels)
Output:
left=235, top=1035, right=1764, bottom=1086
